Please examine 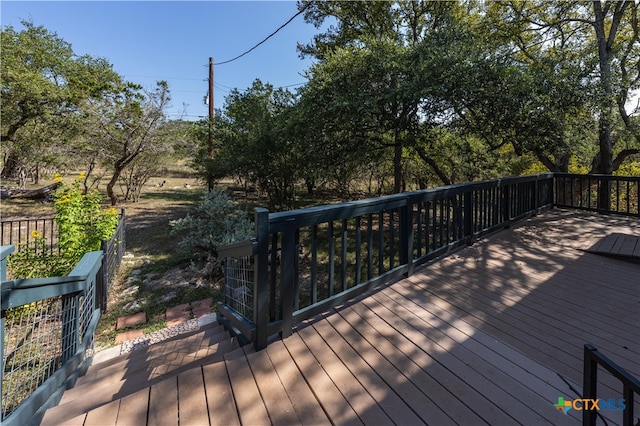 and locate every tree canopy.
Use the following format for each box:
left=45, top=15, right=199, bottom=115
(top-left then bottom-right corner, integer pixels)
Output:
left=3, top=3, right=639, bottom=213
